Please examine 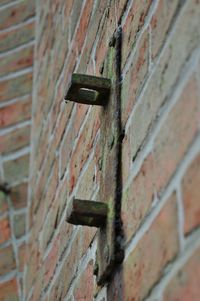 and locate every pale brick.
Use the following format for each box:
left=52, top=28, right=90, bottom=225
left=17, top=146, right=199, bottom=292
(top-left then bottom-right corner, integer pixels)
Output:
left=128, top=0, right=200, bottom=162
